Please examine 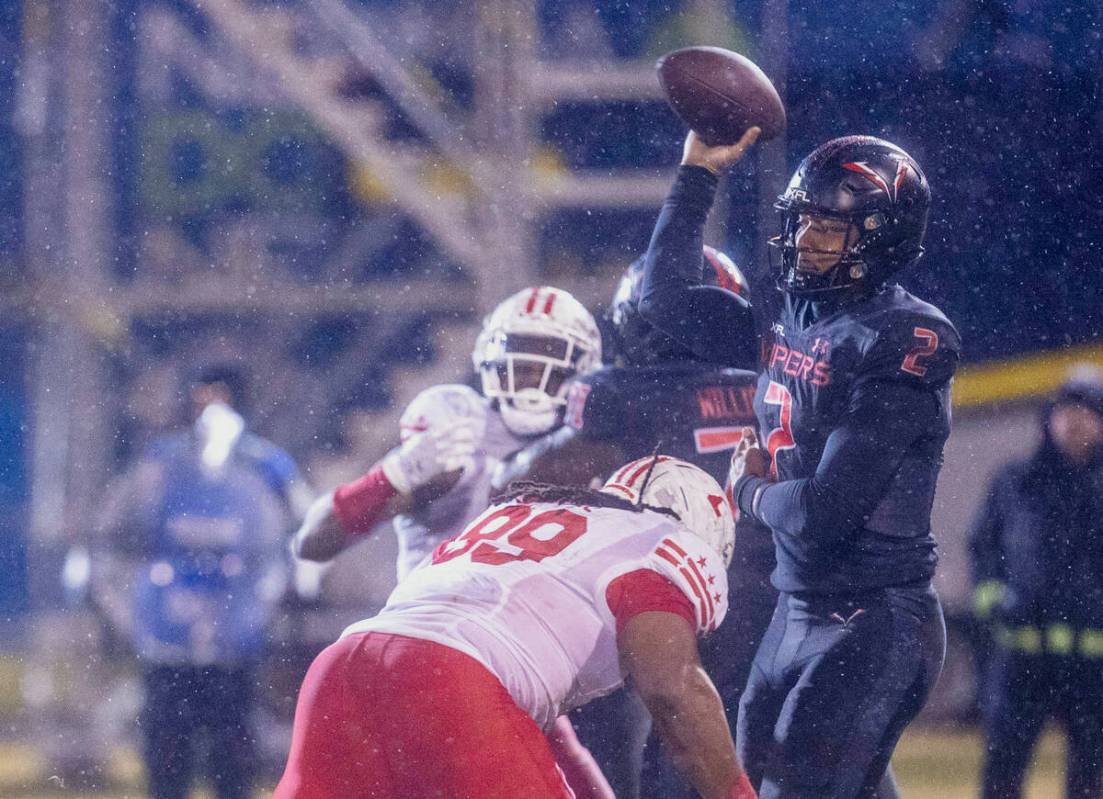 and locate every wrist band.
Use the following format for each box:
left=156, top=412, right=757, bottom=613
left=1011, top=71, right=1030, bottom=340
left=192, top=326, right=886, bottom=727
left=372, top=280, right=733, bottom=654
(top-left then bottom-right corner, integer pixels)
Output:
left=332, top=464, right=398, bottom=536
left=729, top=770, right=757, bottom=799
left=751, top=483, right=766, bottom=521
